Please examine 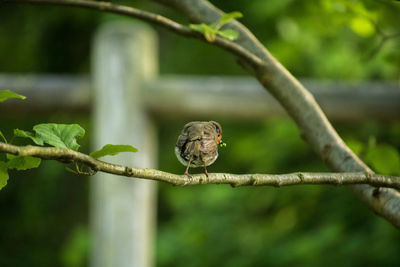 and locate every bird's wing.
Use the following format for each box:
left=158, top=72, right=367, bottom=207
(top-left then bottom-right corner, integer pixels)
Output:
left=200, top=138, right=217, bottom=154
left=176, top=122, right=211, bottom=160
left=176, top=133, right=201, bottom=160
left=176, top=132, right=188, bottom=150
left=185, top=122, right=204, bottom=141
left=184, top=140, right=201, bottom=158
